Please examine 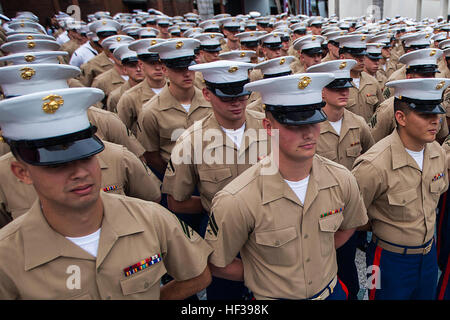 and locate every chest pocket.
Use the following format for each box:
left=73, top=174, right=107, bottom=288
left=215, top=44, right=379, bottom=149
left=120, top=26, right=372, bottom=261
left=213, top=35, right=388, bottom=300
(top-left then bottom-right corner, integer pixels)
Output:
left=320, top=149, right=338, bottom=161
left=430, top=178, right=447, bottom=203
left=254, top=226, right=298, bottom=266
left=198, top=168, right=233, bottom=199
left=120, top=261, right=166, bottom=298
left=387, top=188, right=418, bottom=222
left=318, top=213, right=344, bottom=257
left=366, top=94, right=379, bottom=106
left=346, top=144, right=362, bottom=158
